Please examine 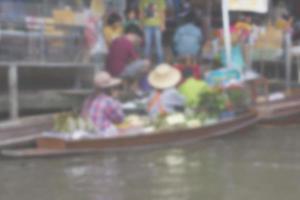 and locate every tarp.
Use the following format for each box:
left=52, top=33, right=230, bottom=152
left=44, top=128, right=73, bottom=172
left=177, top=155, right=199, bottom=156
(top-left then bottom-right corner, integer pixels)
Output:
left=228, top=0, right=269, bottom=13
